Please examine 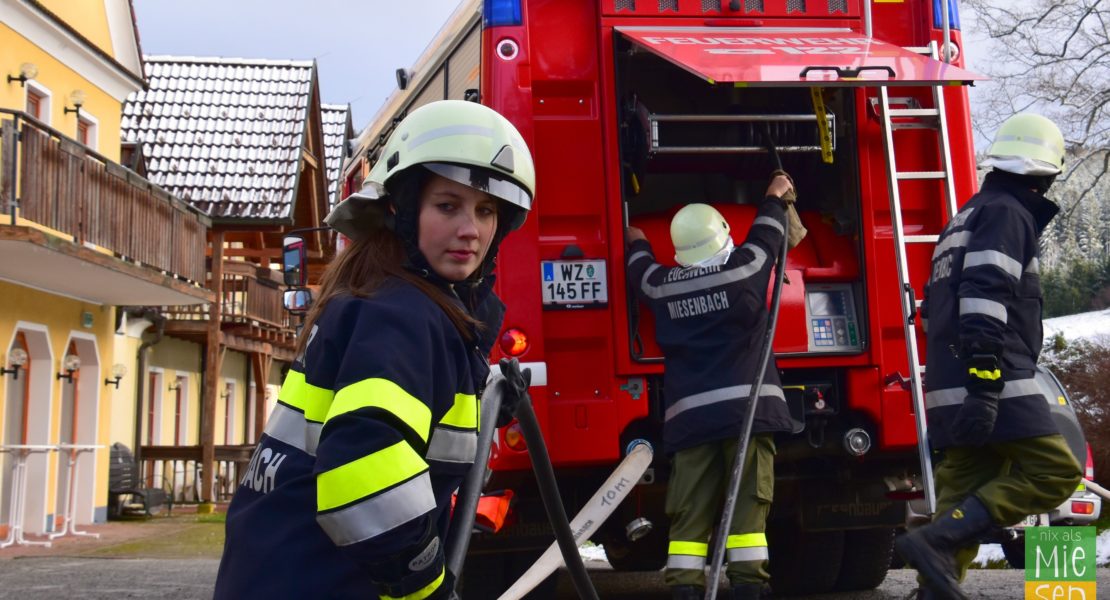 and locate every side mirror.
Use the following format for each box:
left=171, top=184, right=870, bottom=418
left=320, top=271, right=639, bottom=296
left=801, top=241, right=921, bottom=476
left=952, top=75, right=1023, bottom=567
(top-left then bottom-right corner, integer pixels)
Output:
left=283, top=235, right=307, bottom=287
left=283, top=288, right=313, bottom=315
